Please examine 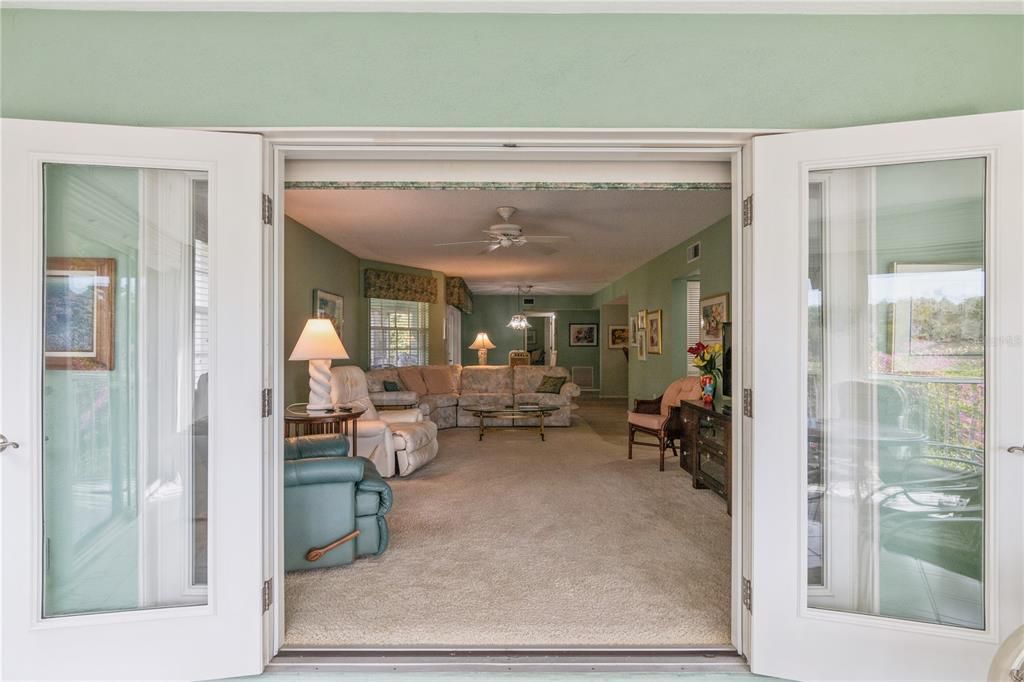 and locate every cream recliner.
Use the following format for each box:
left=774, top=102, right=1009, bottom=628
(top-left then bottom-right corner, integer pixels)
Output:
left=330, top=366, right=439, bottom=478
